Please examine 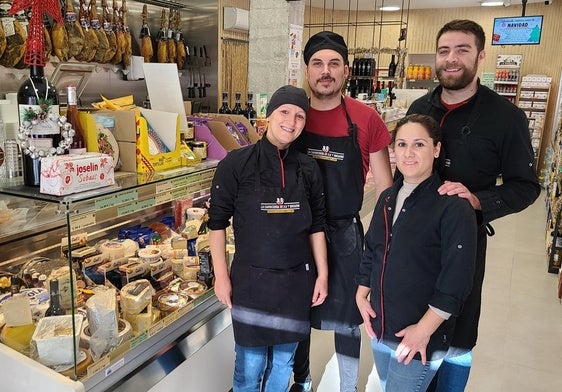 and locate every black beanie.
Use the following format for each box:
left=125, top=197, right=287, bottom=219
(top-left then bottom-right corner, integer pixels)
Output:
left=266, top=85, right=309, bottom=117
left=303, top=31, right=349, bottom=65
